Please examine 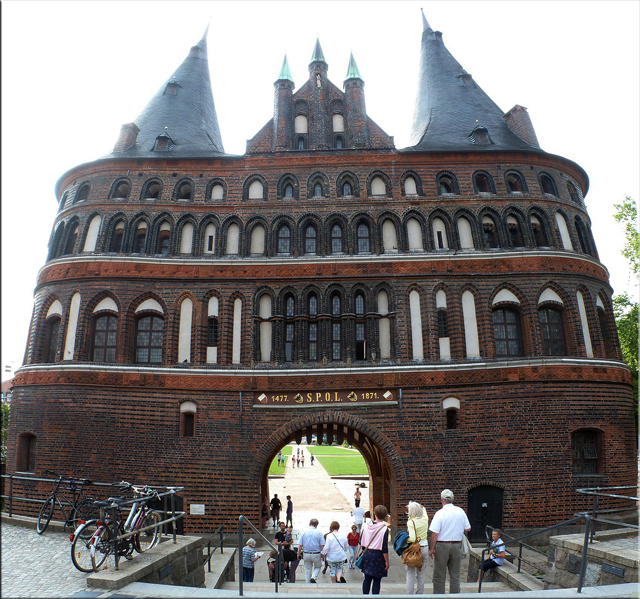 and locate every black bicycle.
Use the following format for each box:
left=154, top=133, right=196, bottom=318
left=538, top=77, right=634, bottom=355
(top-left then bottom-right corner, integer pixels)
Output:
left=36, top=470, right=95, bottom=535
